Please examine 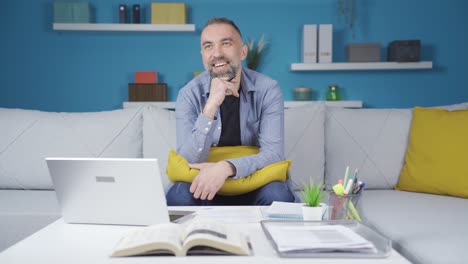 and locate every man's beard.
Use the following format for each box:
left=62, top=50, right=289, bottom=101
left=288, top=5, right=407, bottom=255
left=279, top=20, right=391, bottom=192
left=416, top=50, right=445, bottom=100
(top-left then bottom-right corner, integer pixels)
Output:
left=208, top=59, right=239, bottom=80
